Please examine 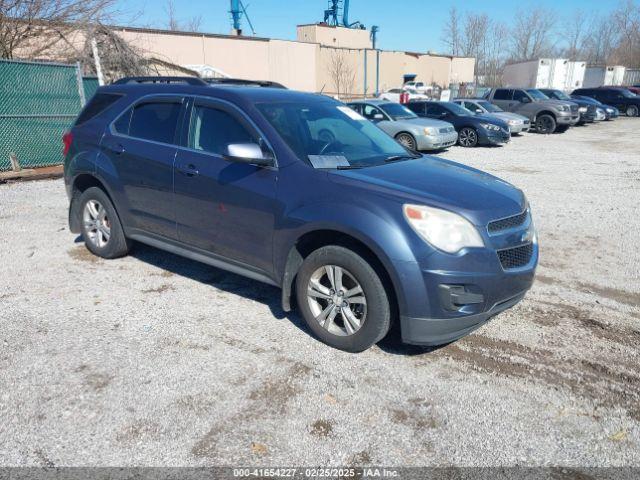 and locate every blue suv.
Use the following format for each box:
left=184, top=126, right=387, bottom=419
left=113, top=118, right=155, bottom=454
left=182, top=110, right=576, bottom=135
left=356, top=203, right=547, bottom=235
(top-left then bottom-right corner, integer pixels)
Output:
left=64, top=77, right=538, bottom=352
